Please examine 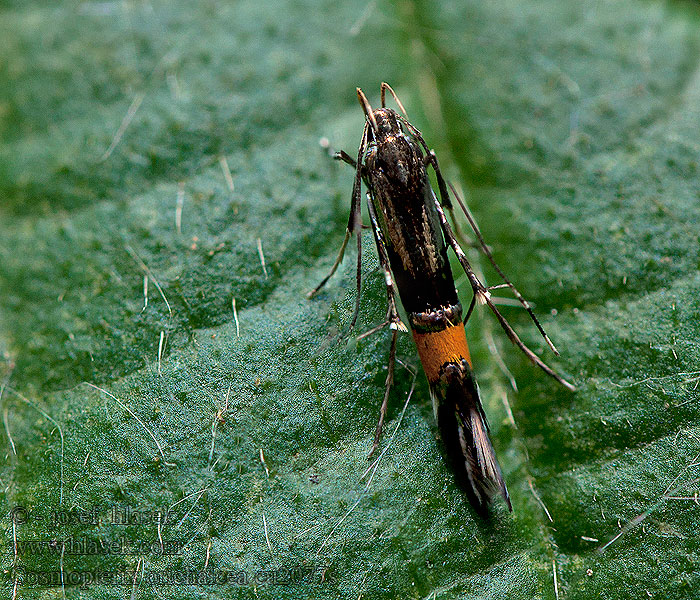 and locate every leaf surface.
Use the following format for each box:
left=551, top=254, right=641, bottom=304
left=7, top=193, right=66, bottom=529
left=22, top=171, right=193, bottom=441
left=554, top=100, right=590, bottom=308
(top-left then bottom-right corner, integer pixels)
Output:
left=1, top=0, right=699, bottom=598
